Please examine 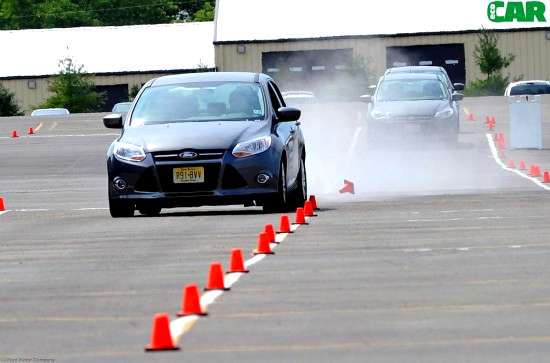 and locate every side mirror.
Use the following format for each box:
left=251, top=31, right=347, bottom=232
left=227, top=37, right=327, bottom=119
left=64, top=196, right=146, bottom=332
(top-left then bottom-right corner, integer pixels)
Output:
left=452, top=92, right=464, bottom=101
left=277, top=106, right=301, bottom=122
left=103, top=114, right=123, bottom=129
left=453, top=83, right=465, bottom=91
left=359, top=94, right=372, bottom=103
